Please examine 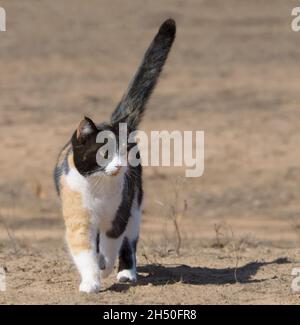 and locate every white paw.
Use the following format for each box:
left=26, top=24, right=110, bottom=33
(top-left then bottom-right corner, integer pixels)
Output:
left=79, top=279, right=100, bottom=293
left=117, top=269, right=137, bottom=283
